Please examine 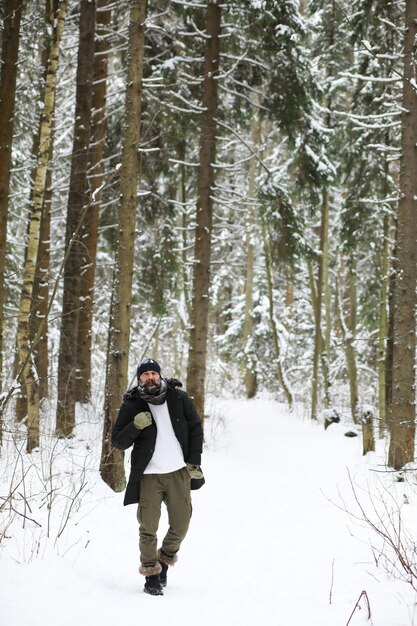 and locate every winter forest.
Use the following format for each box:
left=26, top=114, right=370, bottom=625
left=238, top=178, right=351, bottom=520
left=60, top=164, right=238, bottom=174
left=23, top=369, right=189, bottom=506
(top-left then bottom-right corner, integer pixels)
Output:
left=2, top=0, right=417, bottom=600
